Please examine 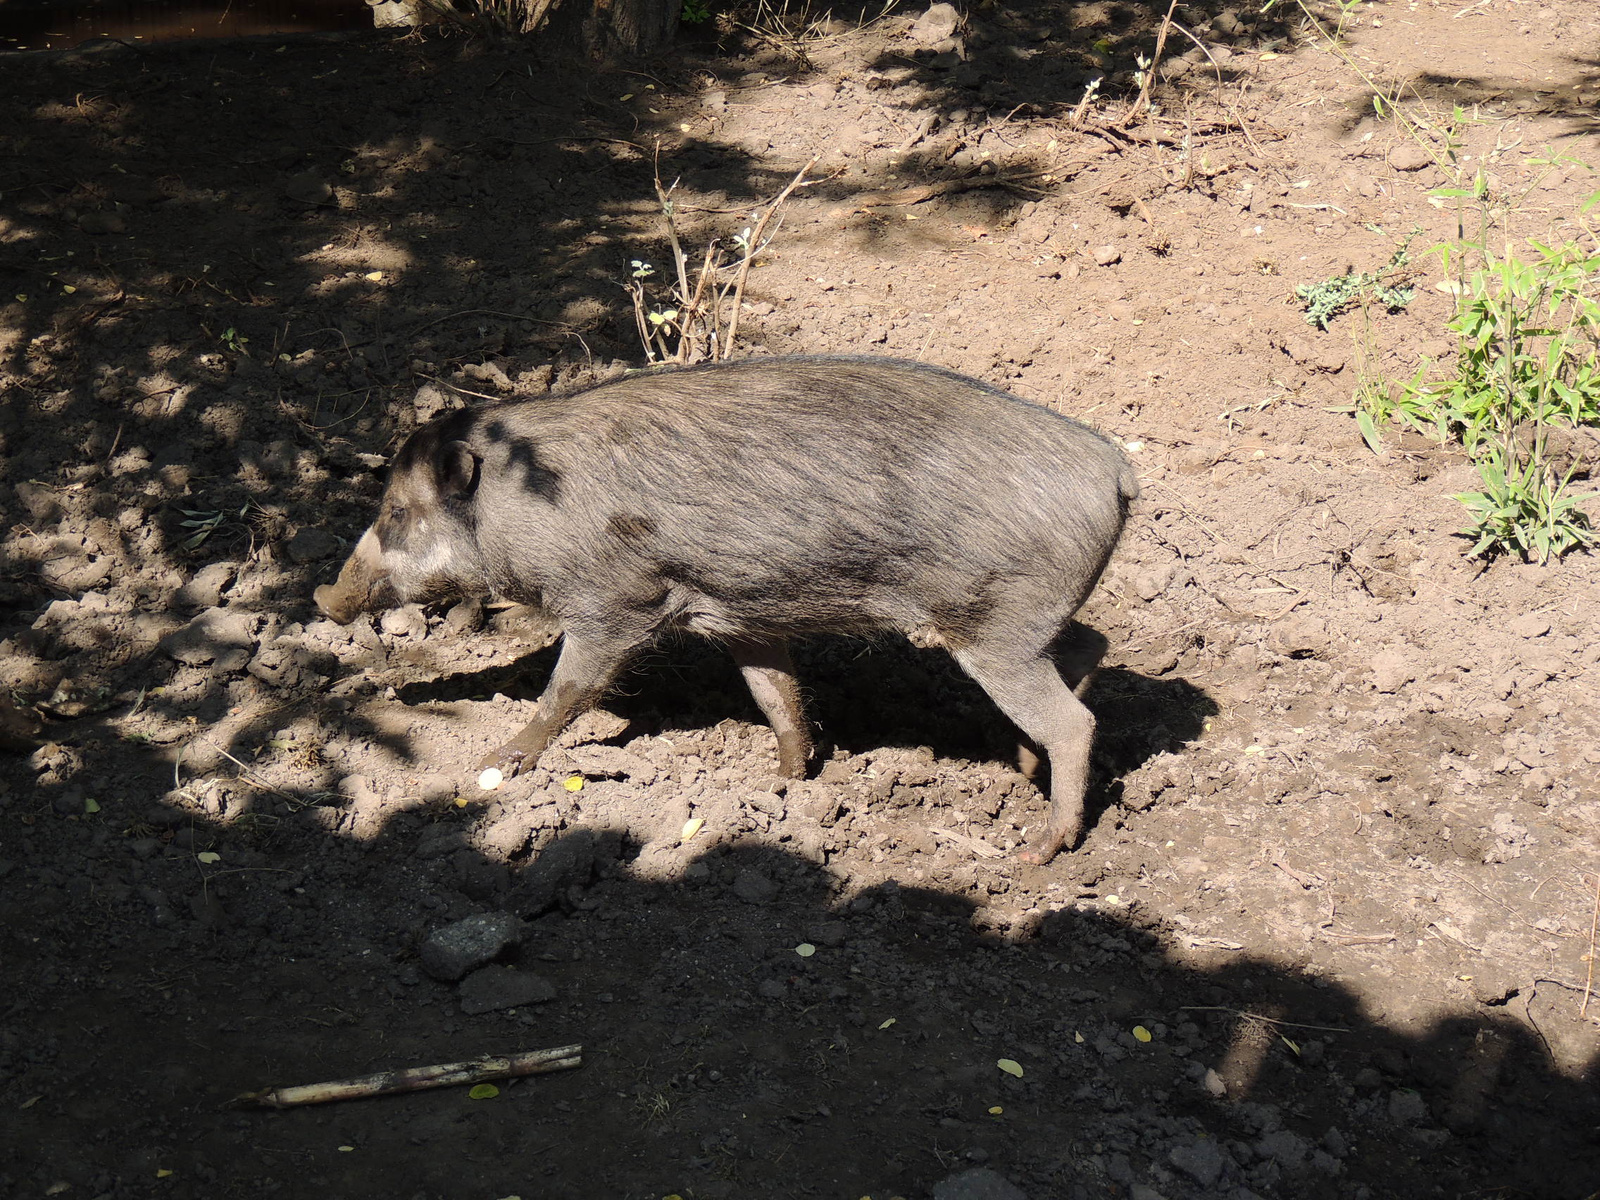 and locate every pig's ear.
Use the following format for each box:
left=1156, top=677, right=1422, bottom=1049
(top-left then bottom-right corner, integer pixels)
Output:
left=436, top=440, right=481, bottom=500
